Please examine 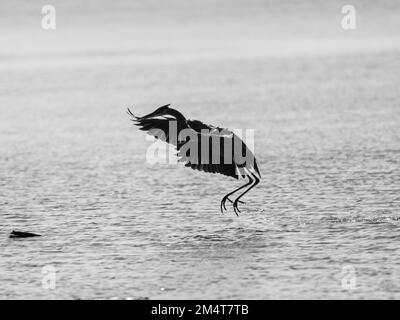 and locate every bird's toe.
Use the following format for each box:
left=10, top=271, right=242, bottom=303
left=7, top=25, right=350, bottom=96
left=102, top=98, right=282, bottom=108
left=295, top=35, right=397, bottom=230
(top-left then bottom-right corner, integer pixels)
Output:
left=221, top=196, right=229, bottom=212
left=227, top=198, right=245, bottom=205
left=233, top=201, right=241, bottom=216
left=220, top=199, right=227, bottom=213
